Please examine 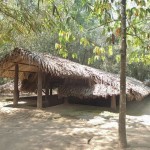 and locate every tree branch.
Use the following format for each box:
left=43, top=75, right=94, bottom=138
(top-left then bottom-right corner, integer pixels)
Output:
left=126, top=33, right=144, bottom=42
left=87, top=20, right=120, bottom=31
